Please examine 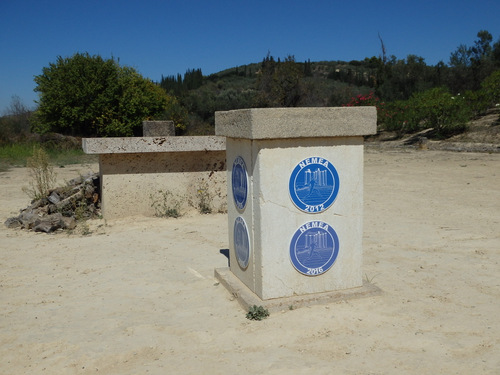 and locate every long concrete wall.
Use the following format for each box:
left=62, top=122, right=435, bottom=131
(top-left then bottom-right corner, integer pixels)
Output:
left=82, top=136, right=227, bottom=219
